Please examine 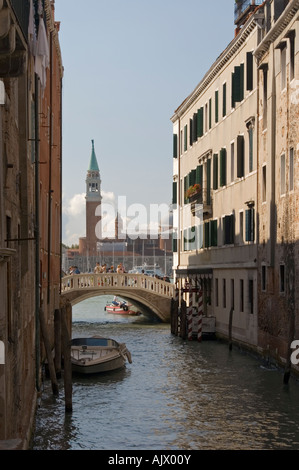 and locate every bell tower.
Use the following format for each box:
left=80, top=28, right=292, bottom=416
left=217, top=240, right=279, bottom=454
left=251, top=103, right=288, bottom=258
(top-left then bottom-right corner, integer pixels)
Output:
left=85, top=139, right=102, bottom=258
